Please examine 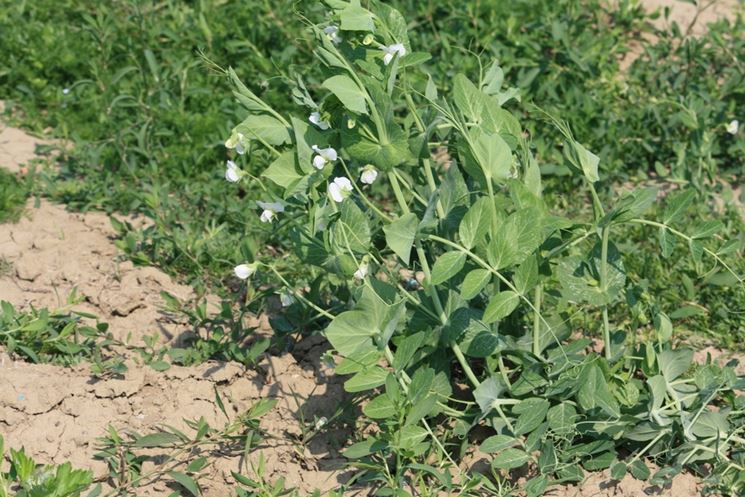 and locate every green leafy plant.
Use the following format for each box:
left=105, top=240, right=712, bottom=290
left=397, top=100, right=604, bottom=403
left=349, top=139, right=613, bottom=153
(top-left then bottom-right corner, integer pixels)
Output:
left=221, top=2, right=744, bottom=495
left=0, top=436, right=93, bottom=497
left=0, top=168, right=29, bottom=223
left=0, top=299, right=125, bottom=374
